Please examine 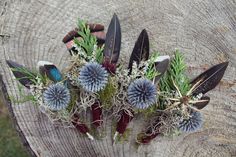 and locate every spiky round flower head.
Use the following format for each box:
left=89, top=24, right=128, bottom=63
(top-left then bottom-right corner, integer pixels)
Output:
left=179, top=111, right=203, bottom=132
left=43, top=83, right=70, bottom=111
left=78, top=62, right=108, bottom=92
left=127, top=78, right=157, bottom=109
